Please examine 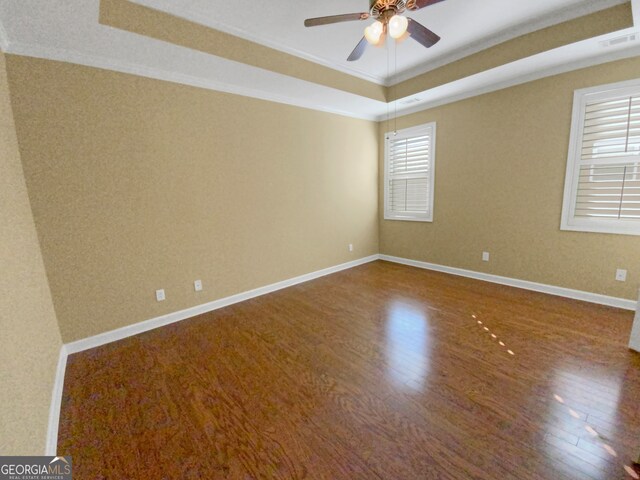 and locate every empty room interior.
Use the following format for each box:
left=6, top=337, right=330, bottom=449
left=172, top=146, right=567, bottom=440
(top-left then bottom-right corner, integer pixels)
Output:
left=3, top=0, right=640, bottom=478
